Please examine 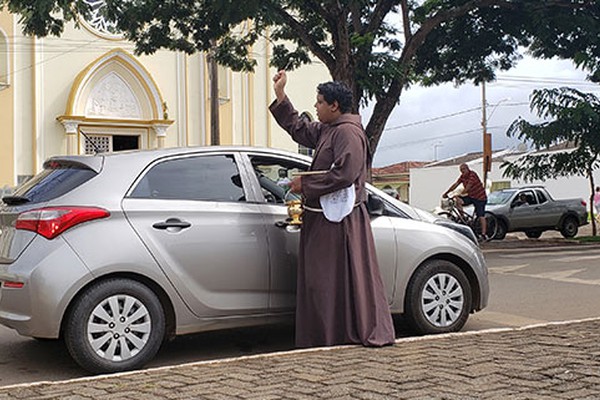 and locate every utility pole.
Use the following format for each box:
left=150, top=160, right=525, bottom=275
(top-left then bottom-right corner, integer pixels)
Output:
left=481, top=82, right=491, bottom=187
left=208, top=44, right=220, bottom=146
